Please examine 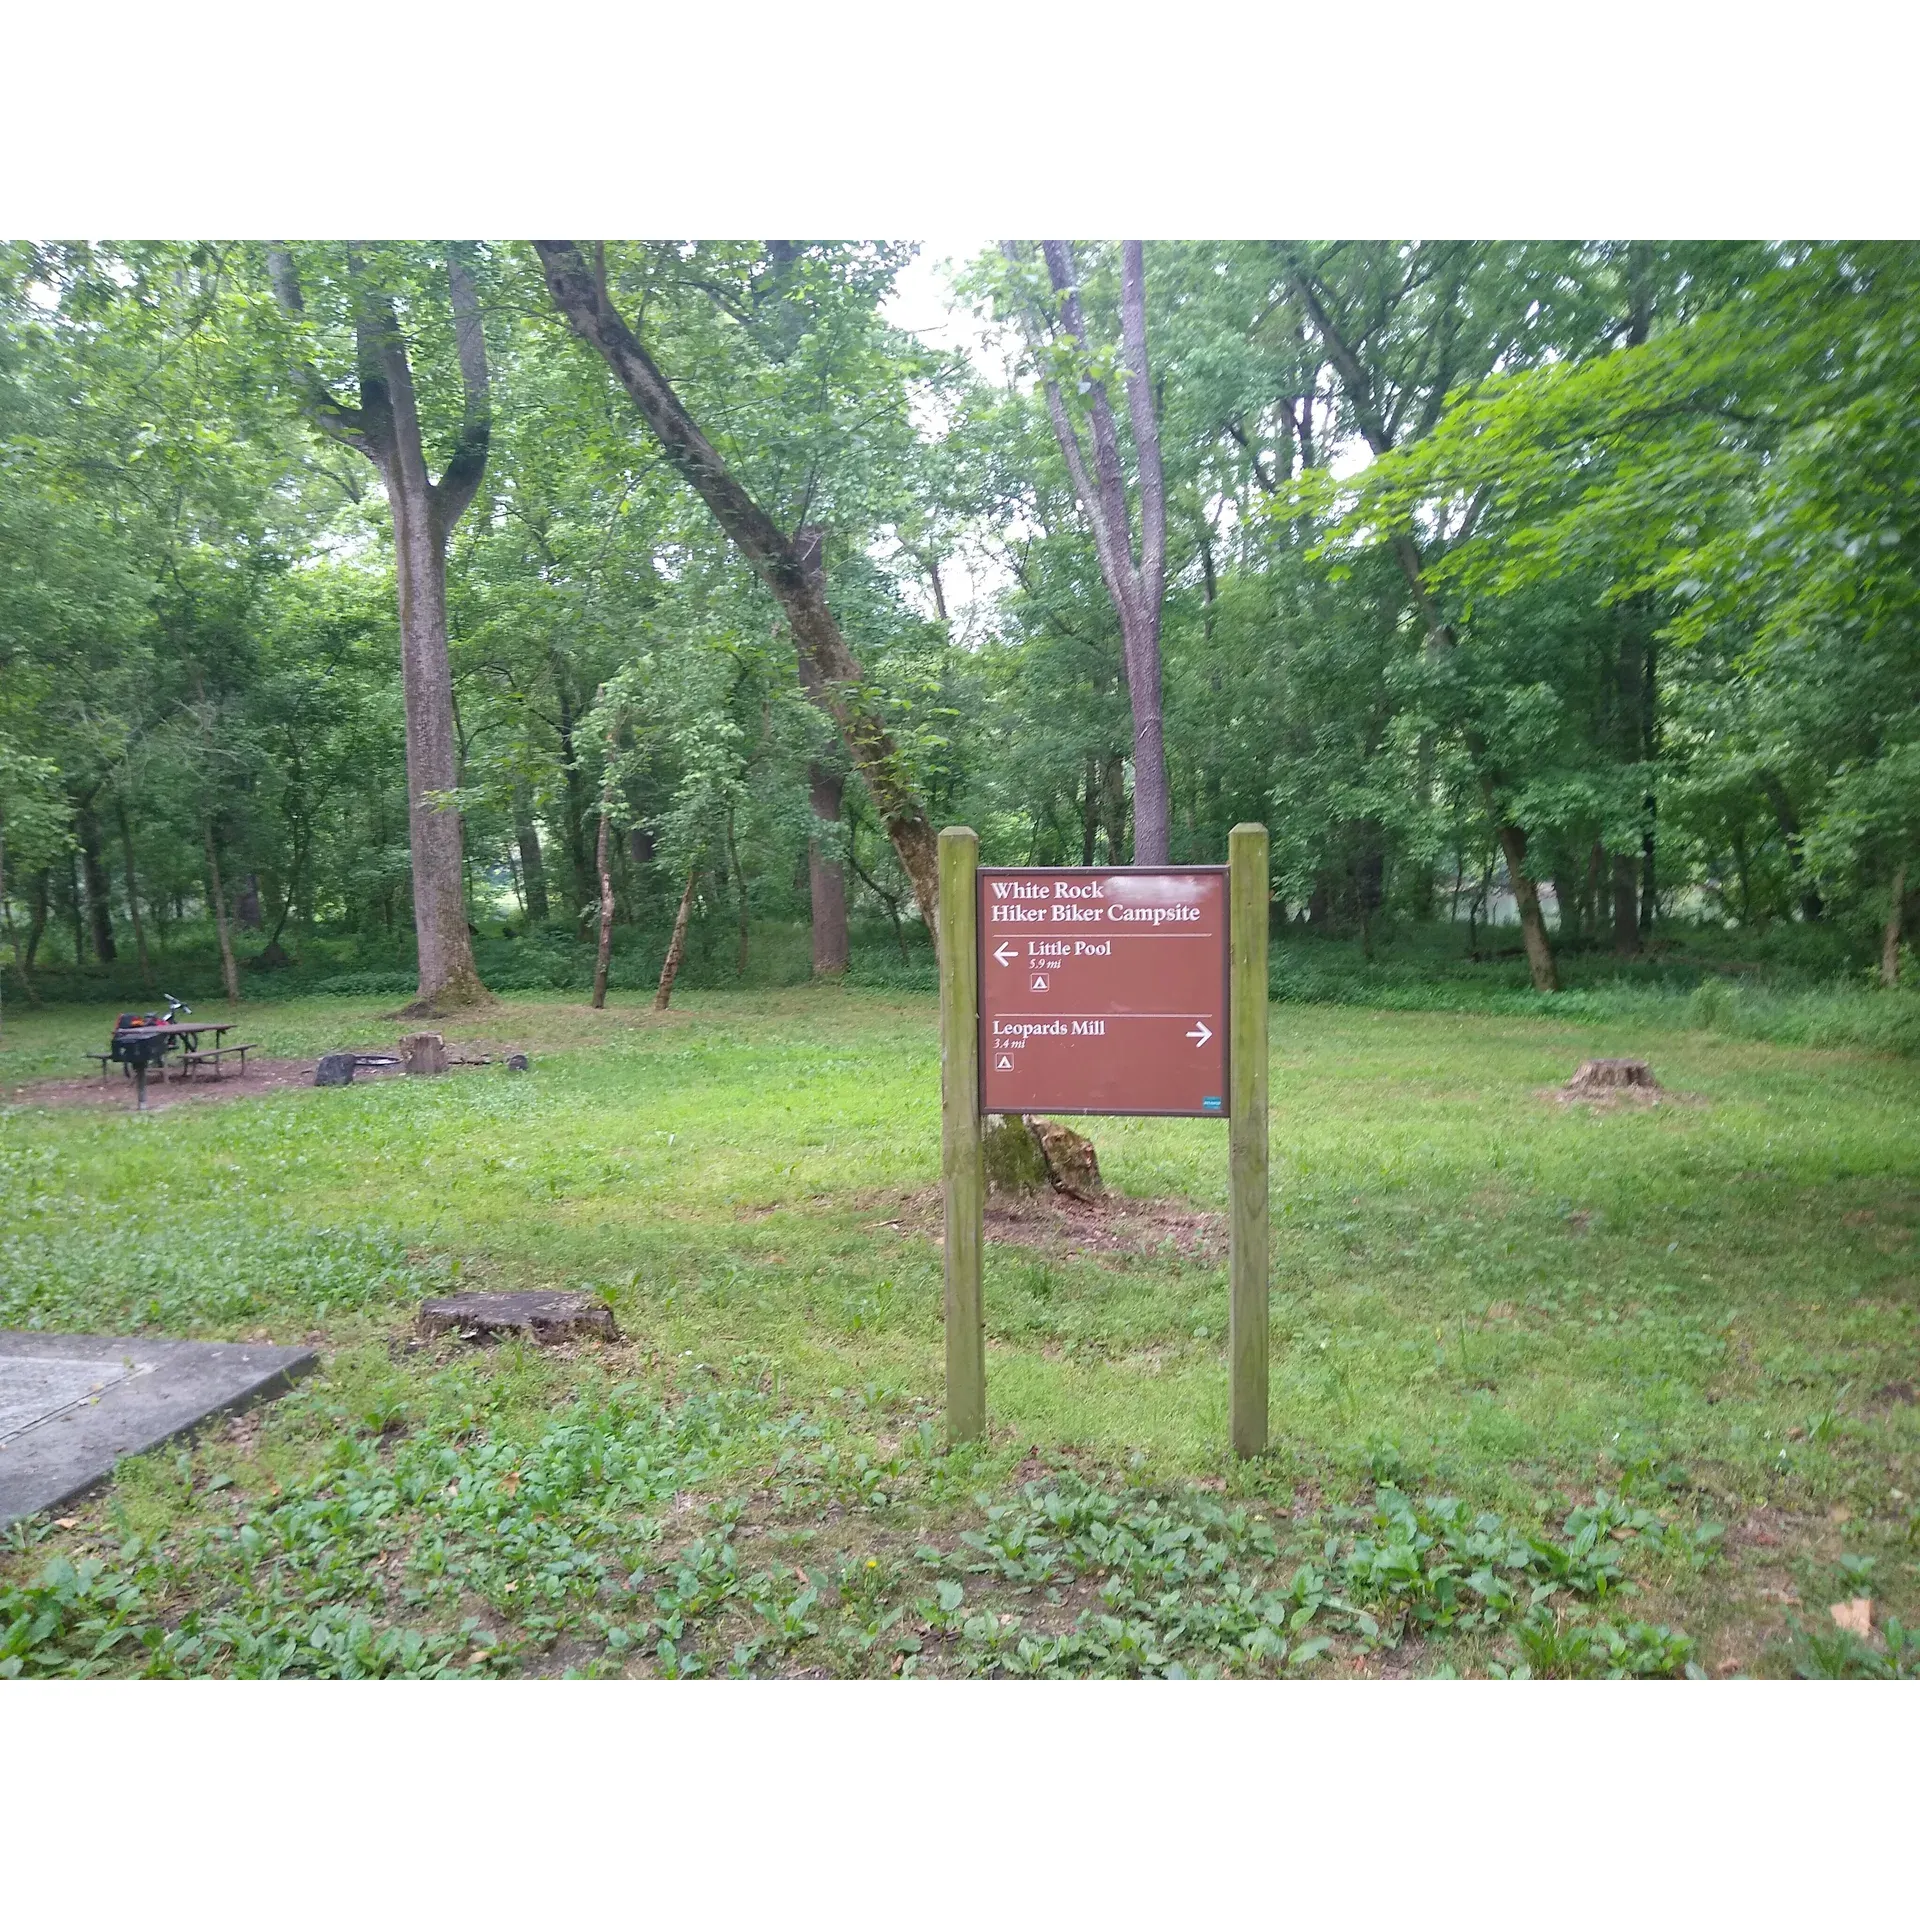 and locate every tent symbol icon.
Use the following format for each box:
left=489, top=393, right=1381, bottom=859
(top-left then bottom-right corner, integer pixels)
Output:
left=994, top=1055, right=1014, bottom=1072
left=1030, top=973, right=1049, bottom=991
